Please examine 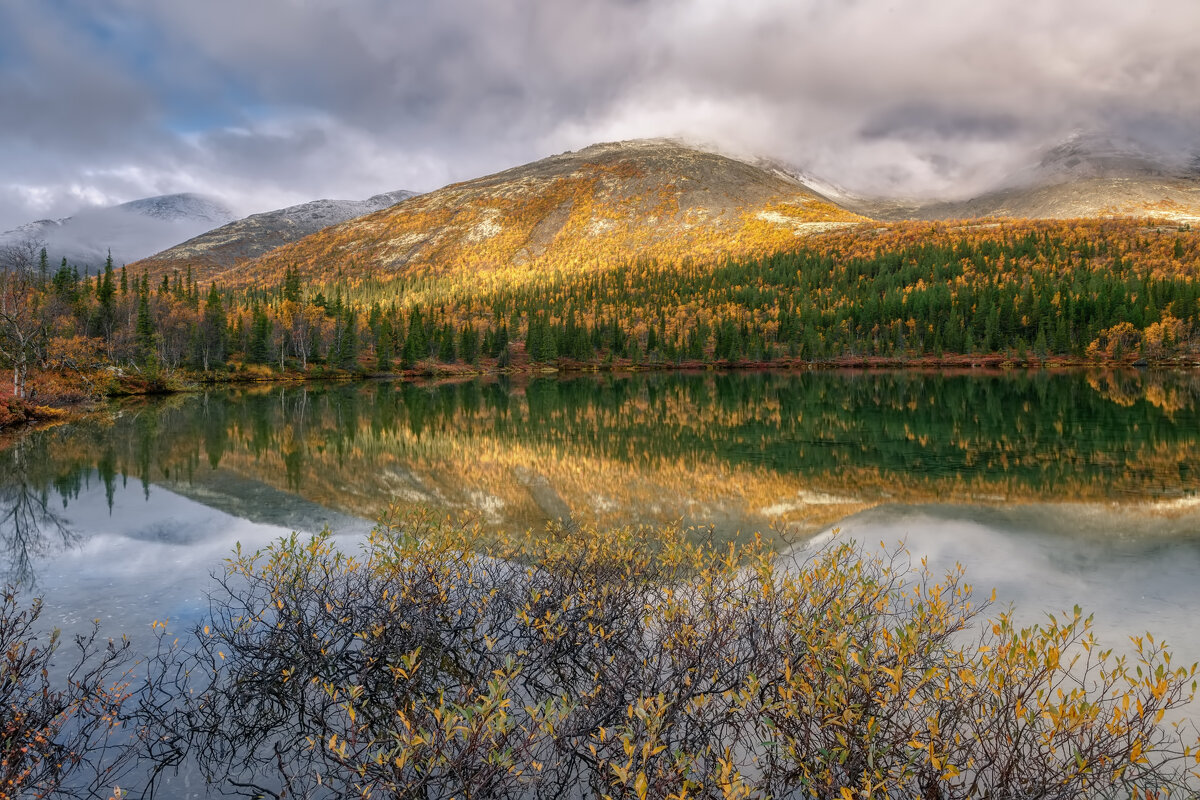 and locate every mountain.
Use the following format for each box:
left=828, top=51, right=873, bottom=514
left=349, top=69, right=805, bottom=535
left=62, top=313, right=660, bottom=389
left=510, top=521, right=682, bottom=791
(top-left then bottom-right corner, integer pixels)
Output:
left=0, top=193, right=236, bottom=268
left=198, top=139, right=866, bottom=288
left=858, top=133, right=1200, bottom=223
left=133, top=189, right=418, bottom=273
